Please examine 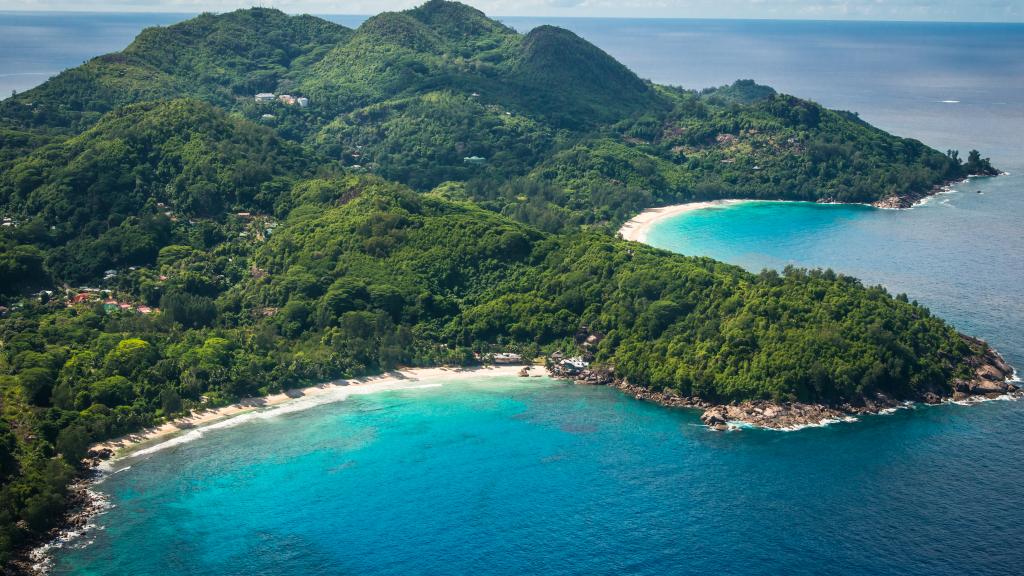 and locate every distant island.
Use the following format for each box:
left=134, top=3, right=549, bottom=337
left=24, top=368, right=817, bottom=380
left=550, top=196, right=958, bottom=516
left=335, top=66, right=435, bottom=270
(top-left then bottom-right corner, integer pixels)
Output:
left=0, top=1, right=1013, bottom=571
